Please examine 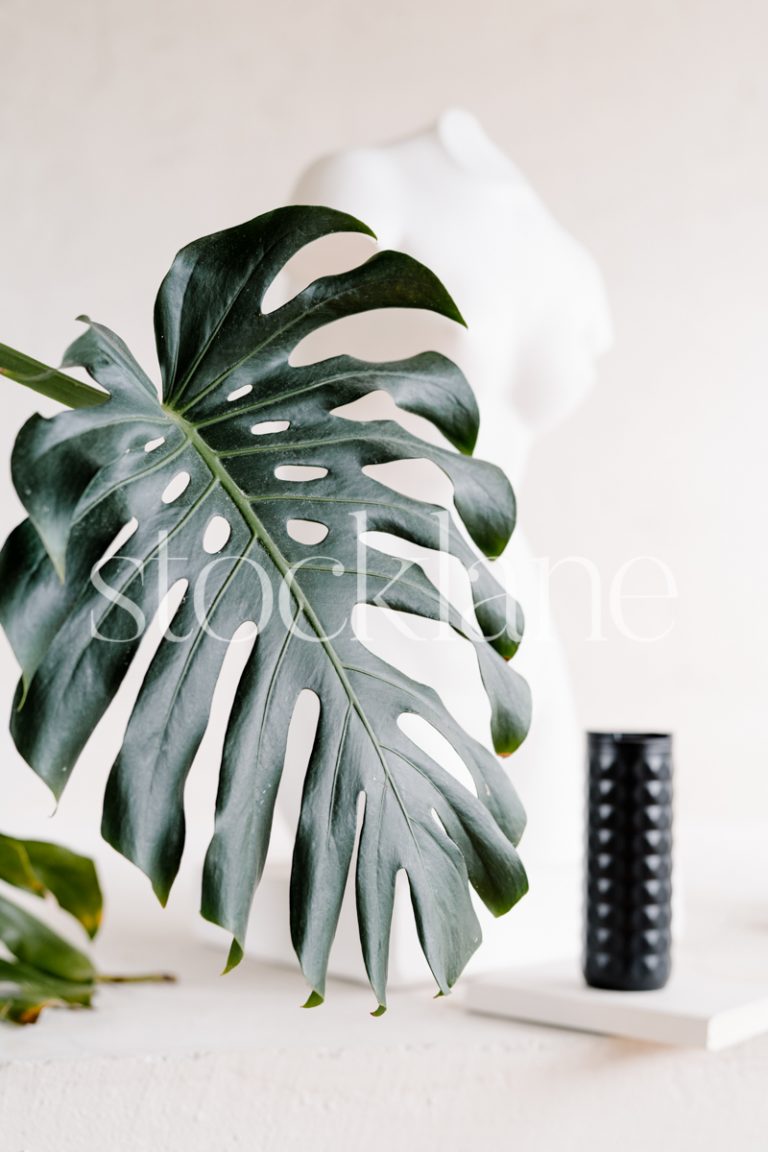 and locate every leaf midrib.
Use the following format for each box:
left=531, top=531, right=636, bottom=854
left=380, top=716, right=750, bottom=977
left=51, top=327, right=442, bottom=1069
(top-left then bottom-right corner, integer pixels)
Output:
left=168, top=407, right=422, bottom=848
